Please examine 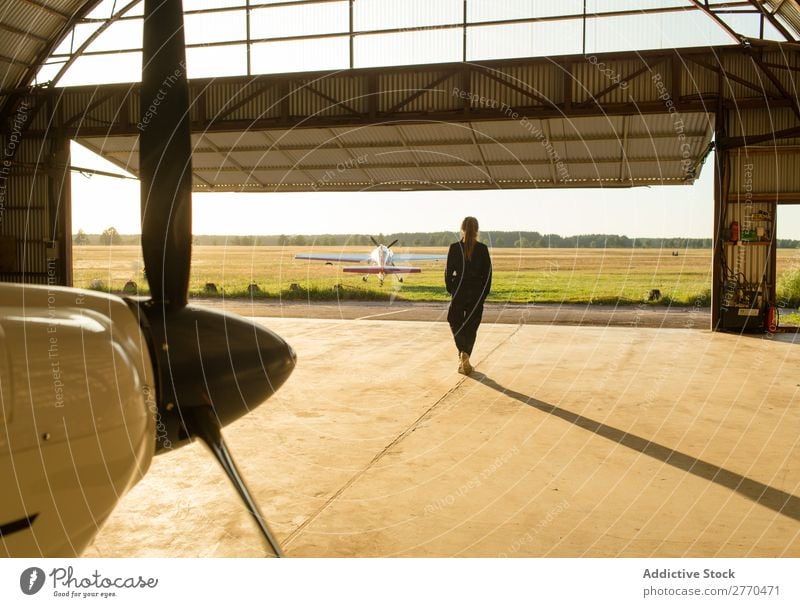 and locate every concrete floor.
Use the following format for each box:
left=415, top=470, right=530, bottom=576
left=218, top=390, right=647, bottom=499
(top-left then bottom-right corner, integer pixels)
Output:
left=86, top=318, right=799, bottom=557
